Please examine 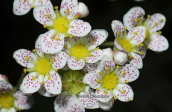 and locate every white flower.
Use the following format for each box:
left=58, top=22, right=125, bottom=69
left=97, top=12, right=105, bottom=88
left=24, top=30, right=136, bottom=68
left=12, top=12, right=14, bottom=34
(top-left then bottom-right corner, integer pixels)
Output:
left=13, top=35, right=68, bottom=95
left=83, top=55, right=139, bottom=103
left=112, top=20, right=146, bottom=69
left=102, top=48, right=114, bottom=58
left=123, top=6, right=169, bottom=52
left=63, top=29, right=108, bottom=70
left=13, top=0, right=53, bottom=15
left=0, top=81, right=34, bottom=112
left=33, top=0, right=92, bottom=54
left=113, top=50, right=128, bottom=65
left=0, top=74, right=8, bottom=81
left=76, top=2, right=89, bottom=18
